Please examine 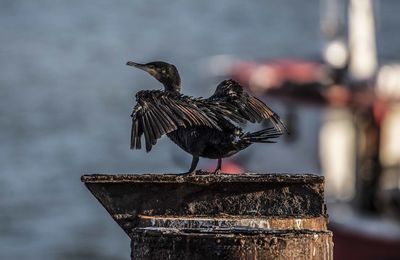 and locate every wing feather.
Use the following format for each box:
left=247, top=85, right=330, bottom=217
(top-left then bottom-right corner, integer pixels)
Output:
left=147, top=109, right=162, bottom=139
left=141, top=115, right=152, bottom=152
left=149, top=104, right=170, bottom=135
left=207, top=79, right=287, bottom=133
left=131, top=90, right=220, bottom=152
